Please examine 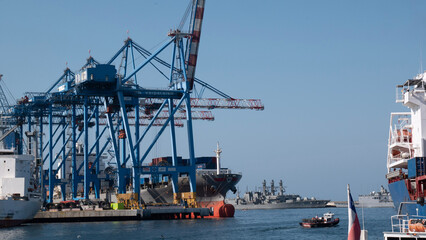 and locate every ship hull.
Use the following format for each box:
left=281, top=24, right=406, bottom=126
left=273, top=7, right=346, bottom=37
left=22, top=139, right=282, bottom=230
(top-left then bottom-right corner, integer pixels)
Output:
left=358, top=199, right=394, bottom=208
left=0, top=198, right=42, bottom=227
left=299, top=219, right=339, bottom=228
left=228, top=200, right=330, bottom=210
left=357, top=202, right=394, bottom=208
left=140, top=170, right=242, bottom=217
left=388, top=180, right=426, bottom=215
